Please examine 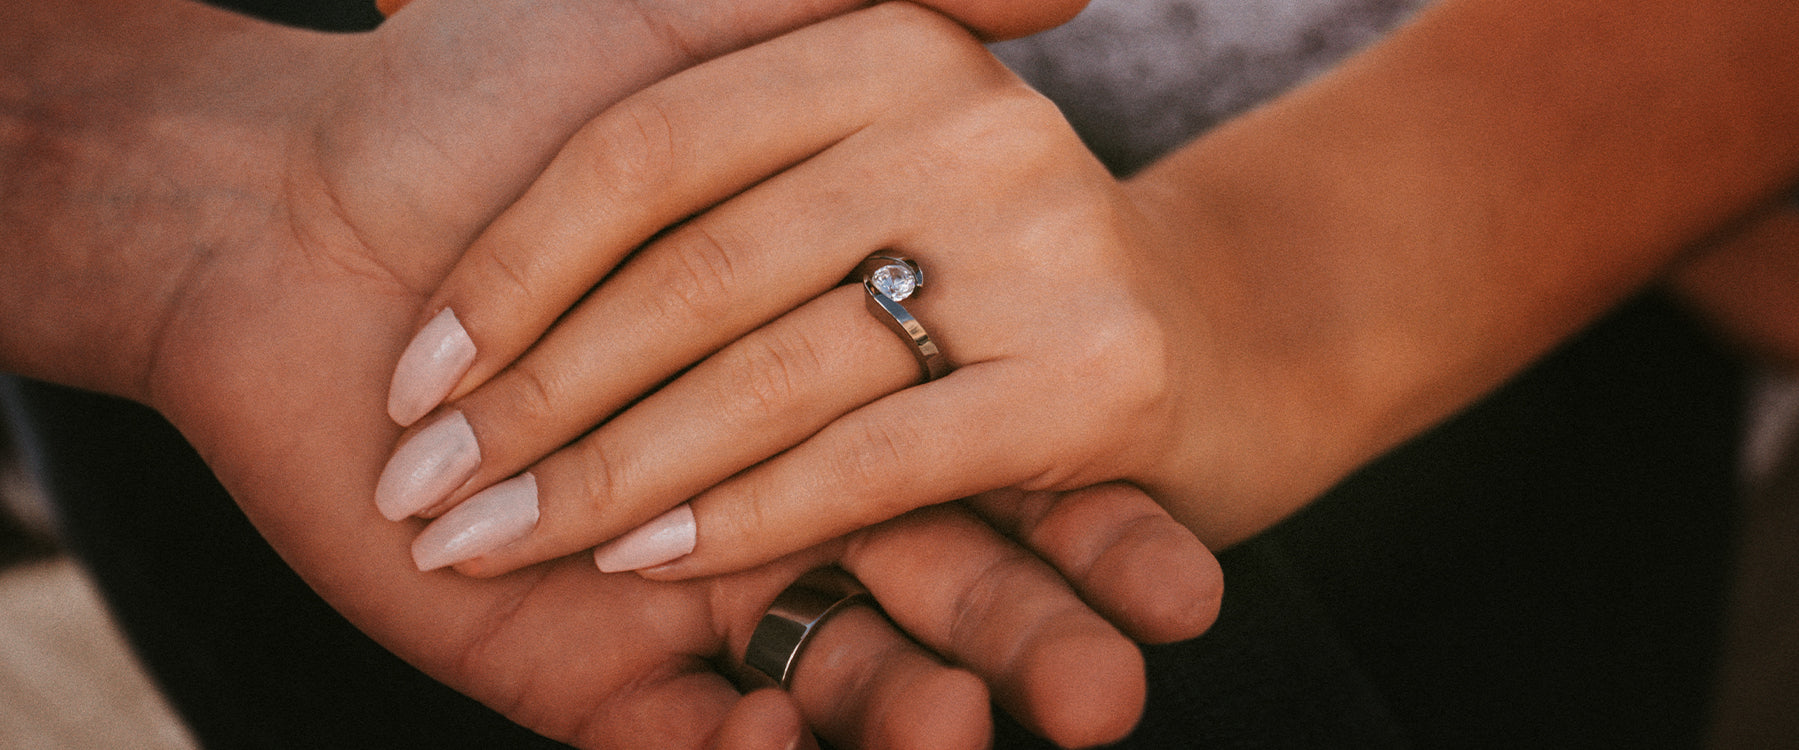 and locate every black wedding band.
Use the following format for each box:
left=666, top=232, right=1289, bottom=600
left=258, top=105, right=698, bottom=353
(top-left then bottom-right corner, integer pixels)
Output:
left=744, top=567, right=876, bottom=689
left=855, top=255, right=952, bottom=382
